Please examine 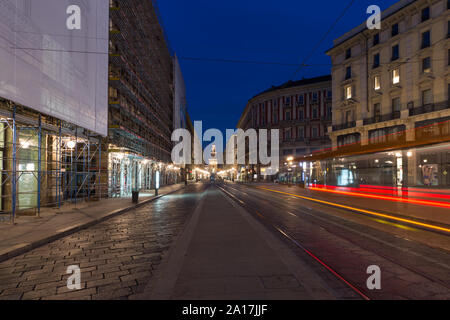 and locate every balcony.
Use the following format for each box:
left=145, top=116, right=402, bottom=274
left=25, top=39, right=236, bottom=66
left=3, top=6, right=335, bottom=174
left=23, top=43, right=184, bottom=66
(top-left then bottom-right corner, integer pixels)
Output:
left=363, top=111, right=401, bottom=125
left=332, top=121, right=356, bottom=131
left=409, top=102, right=450, bottom=116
